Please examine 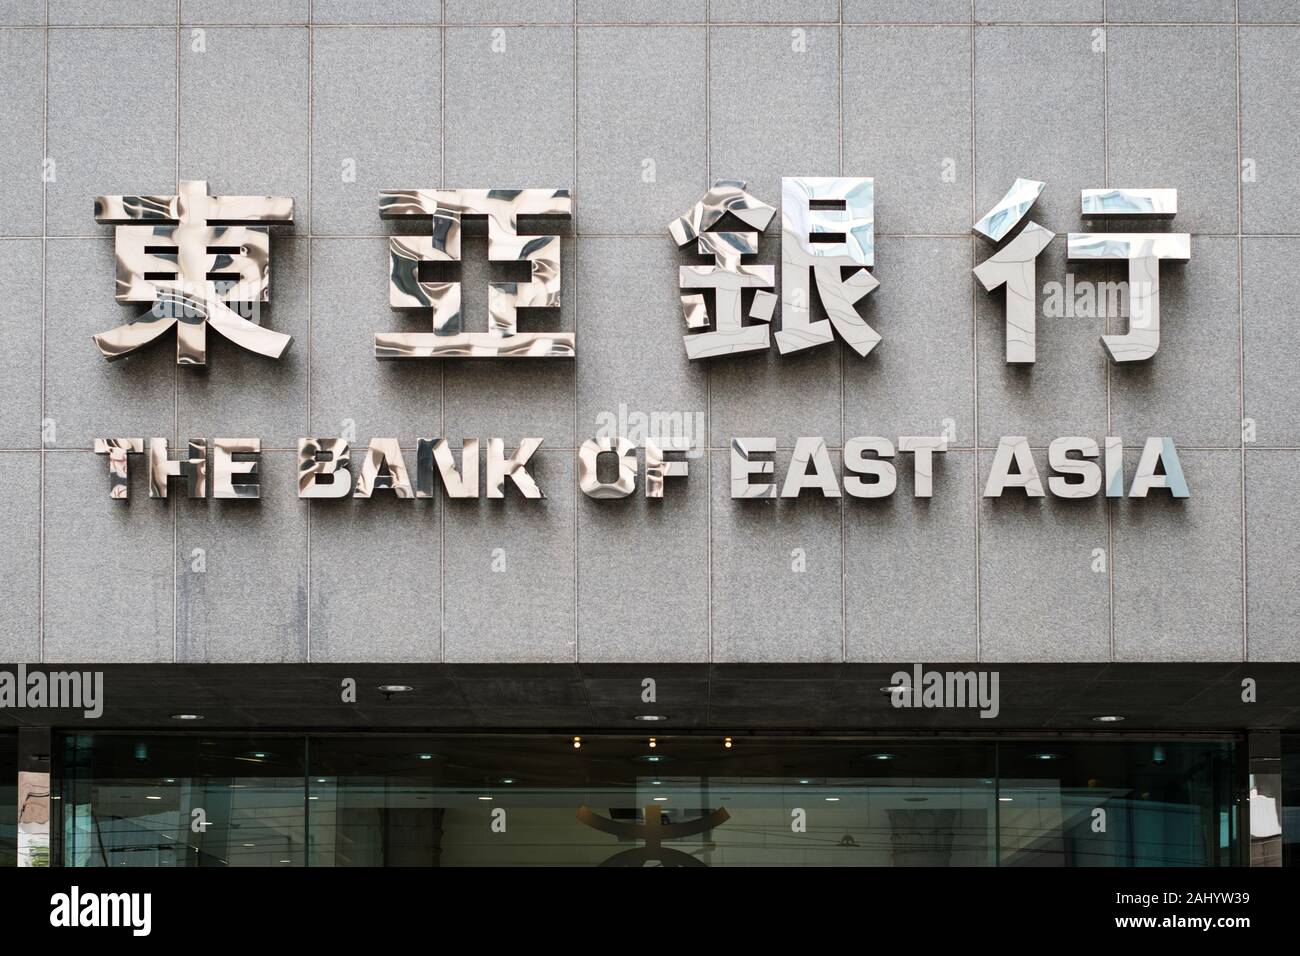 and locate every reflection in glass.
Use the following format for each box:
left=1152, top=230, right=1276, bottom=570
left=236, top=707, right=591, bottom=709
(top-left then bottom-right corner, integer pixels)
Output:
left=55, top=733, right=1241, bottom=867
